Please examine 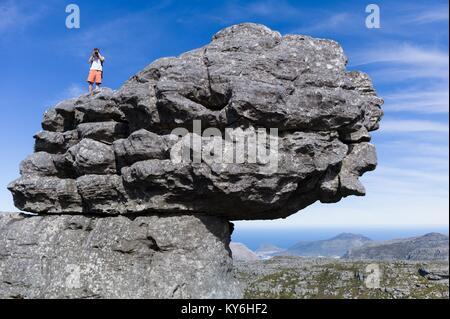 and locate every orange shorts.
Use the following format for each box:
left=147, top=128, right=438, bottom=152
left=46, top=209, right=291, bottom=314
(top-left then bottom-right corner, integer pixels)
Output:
left=87, top=70, right=102, bottom=84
